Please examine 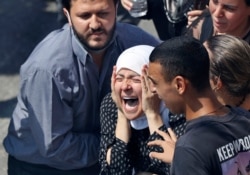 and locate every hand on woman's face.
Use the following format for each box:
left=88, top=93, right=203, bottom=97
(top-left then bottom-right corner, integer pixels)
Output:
left=111, top=66, right=123, bottom=112
left=113, top=68, right=143, bottom=120
left=141, top=65, right=161, bottom=116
